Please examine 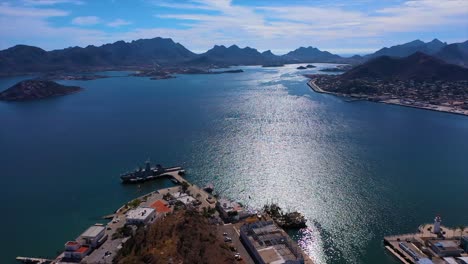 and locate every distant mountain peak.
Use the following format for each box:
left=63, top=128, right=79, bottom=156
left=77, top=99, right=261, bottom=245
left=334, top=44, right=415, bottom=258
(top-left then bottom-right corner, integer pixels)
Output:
left=429, top=38, right=444, bottom=44
left=407, top=39, right=425, bottom=46
left=342, top=52, right=468, bottom=81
